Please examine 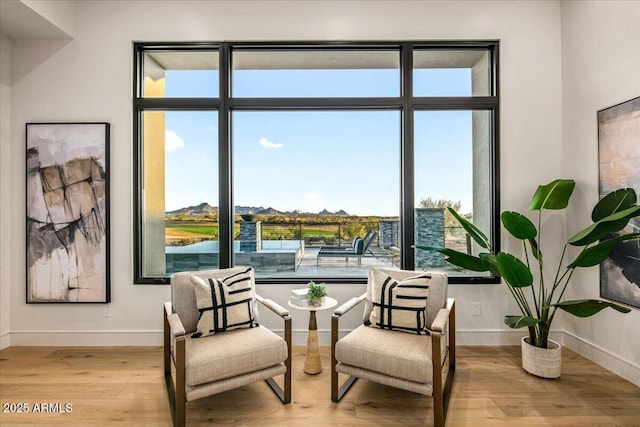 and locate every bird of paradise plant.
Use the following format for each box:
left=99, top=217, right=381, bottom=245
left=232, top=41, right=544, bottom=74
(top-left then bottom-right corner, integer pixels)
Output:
left=418, top=179, right=638, bottom=349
